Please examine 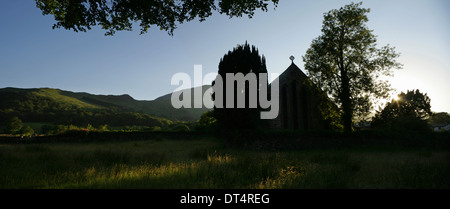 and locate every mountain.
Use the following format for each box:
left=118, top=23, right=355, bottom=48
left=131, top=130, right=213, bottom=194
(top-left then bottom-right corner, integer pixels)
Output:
left=148, top=85, right=213, bottom=120
left=0, top=86, right=212, bottom=127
